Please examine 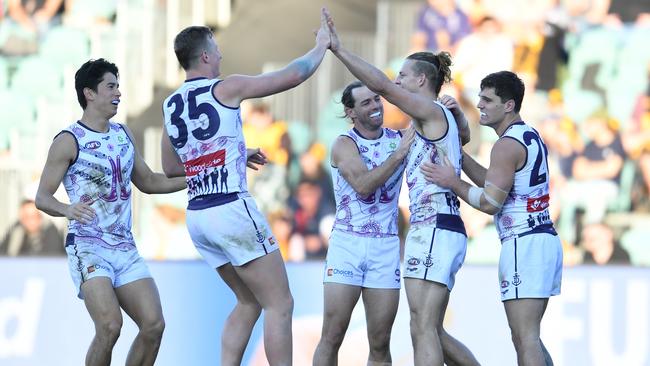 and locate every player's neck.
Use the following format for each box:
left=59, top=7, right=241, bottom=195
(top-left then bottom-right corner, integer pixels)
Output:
left=80, top=109, right=111, bottom=133
left=495, top=114, right=522, bottom=137
left=185, top=68, right=215, bottom=81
